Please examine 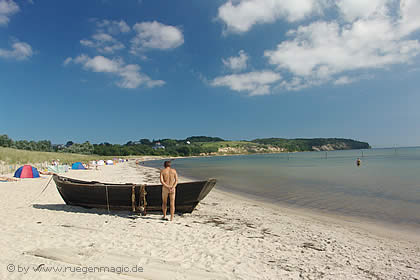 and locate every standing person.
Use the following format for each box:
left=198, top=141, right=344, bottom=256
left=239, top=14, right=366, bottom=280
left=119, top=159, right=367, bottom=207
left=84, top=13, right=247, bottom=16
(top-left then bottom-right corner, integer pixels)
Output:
left=160, top=161, right=178, bottom=221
